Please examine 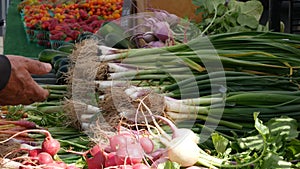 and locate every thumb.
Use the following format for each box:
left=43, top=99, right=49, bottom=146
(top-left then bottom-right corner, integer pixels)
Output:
left=25, top=59, right=52, bottom=75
